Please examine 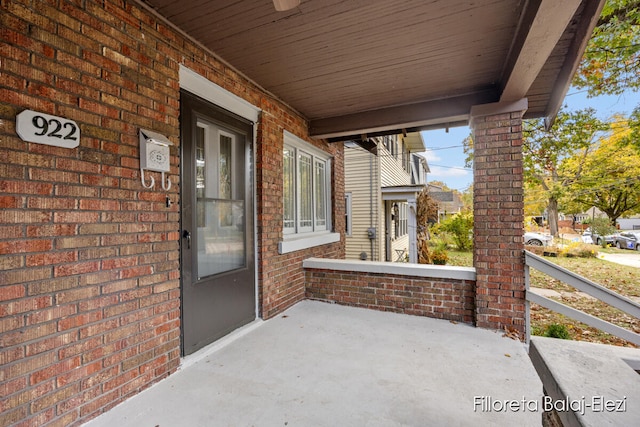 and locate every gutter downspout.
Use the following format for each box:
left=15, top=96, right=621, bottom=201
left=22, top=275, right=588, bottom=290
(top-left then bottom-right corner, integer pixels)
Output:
left=369, top=152, right=374, bottom=261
